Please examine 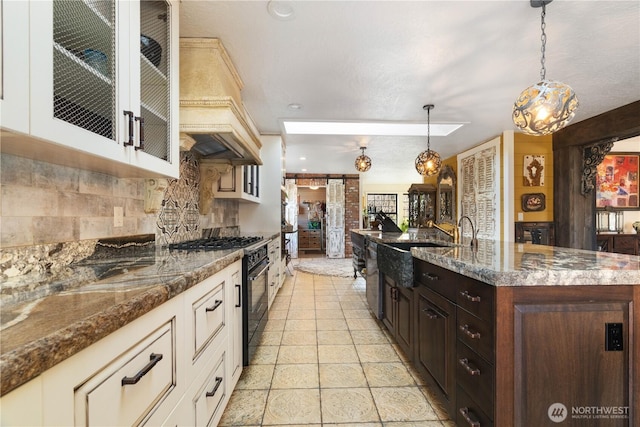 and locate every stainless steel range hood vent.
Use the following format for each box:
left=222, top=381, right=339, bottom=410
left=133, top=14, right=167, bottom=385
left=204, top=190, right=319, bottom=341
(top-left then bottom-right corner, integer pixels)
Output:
left=190, top=133, right=246, bottom=159
left=180, top=38, right=262, bottom=165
